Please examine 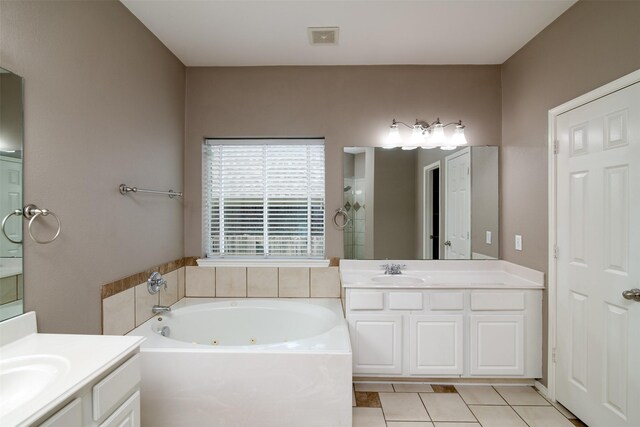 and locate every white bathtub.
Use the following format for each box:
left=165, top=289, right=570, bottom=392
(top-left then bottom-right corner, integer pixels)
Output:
left=128, top=298, right=352, bottom=427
